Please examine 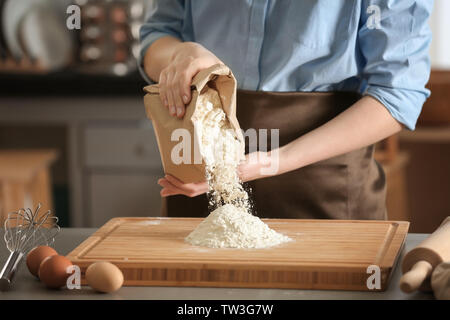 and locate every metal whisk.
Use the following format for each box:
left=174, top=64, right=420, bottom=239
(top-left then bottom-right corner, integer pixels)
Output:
left=0, top=204, right=60, bottom=291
